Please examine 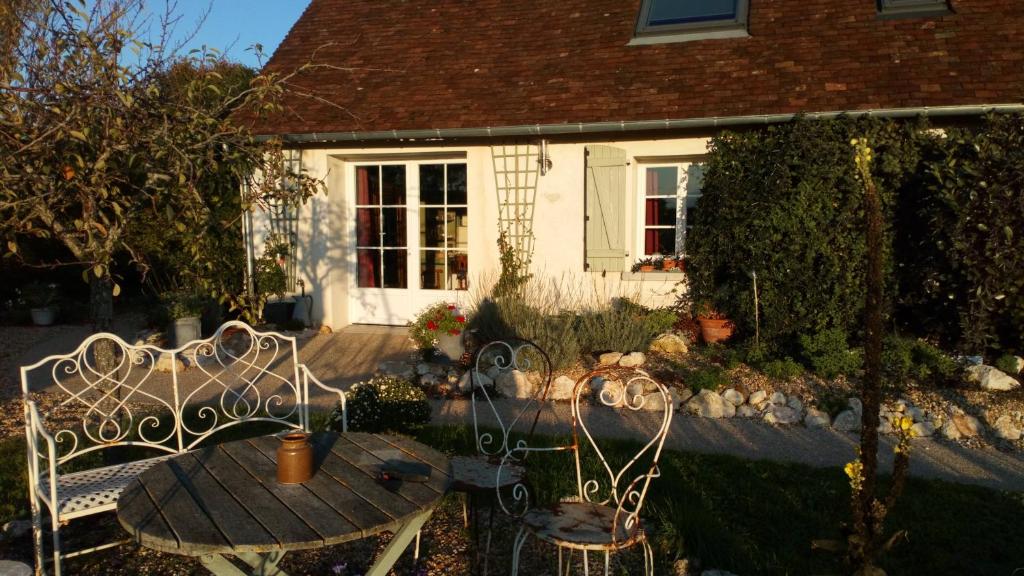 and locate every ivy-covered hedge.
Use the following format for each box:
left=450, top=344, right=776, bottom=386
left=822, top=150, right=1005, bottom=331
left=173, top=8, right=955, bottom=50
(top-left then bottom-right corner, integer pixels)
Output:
left=687, top=114, right=1024, bottom=355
